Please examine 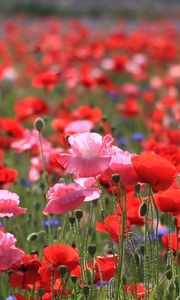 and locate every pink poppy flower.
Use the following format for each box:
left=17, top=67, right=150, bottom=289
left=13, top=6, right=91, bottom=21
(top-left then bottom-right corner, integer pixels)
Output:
left=43, top=179, right=101, bottom=215
left=0, top=232, right=24, bottom=271
left=43, top=183, right=86, bottom=215
left=28, top=146, right=64, bottom=182
left=64, top=120, right=94, bottom=134
left=57, top=132, right=113, bottom=178
left=0, top=190, right=27, bottom=218
left=11, top=129, right=51, bottom=153
left=74, top=177, right=101, bottom=201
left=103, top=146, right=139, bottom=185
